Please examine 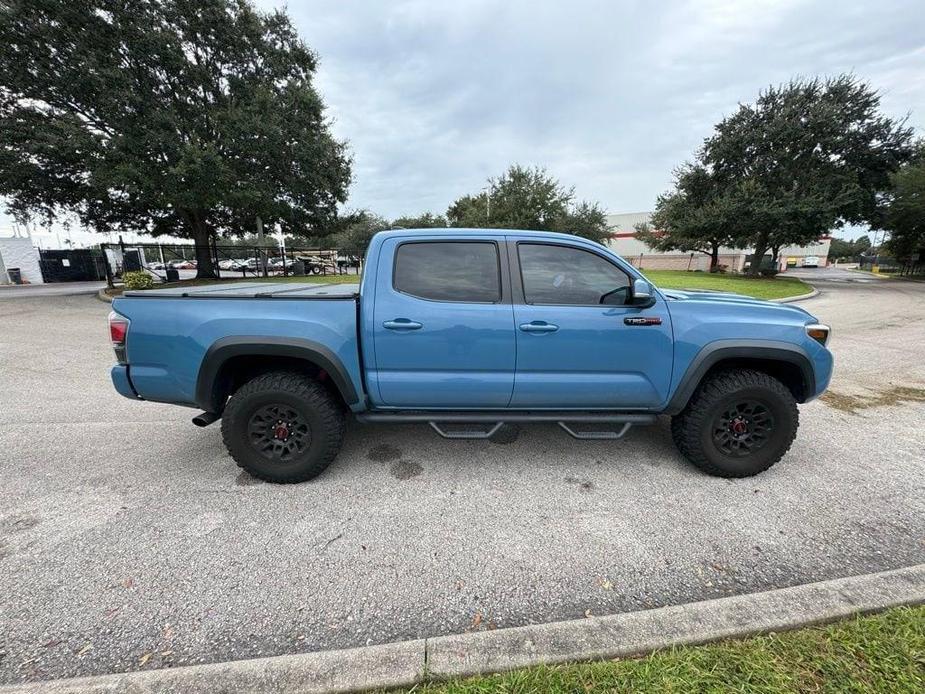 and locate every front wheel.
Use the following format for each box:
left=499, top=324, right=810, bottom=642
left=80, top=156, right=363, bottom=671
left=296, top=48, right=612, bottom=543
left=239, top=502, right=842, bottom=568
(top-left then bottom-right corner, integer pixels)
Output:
left=221, top=372, right=345, bottom=483
left=671, top=369, right=798, bottom=478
